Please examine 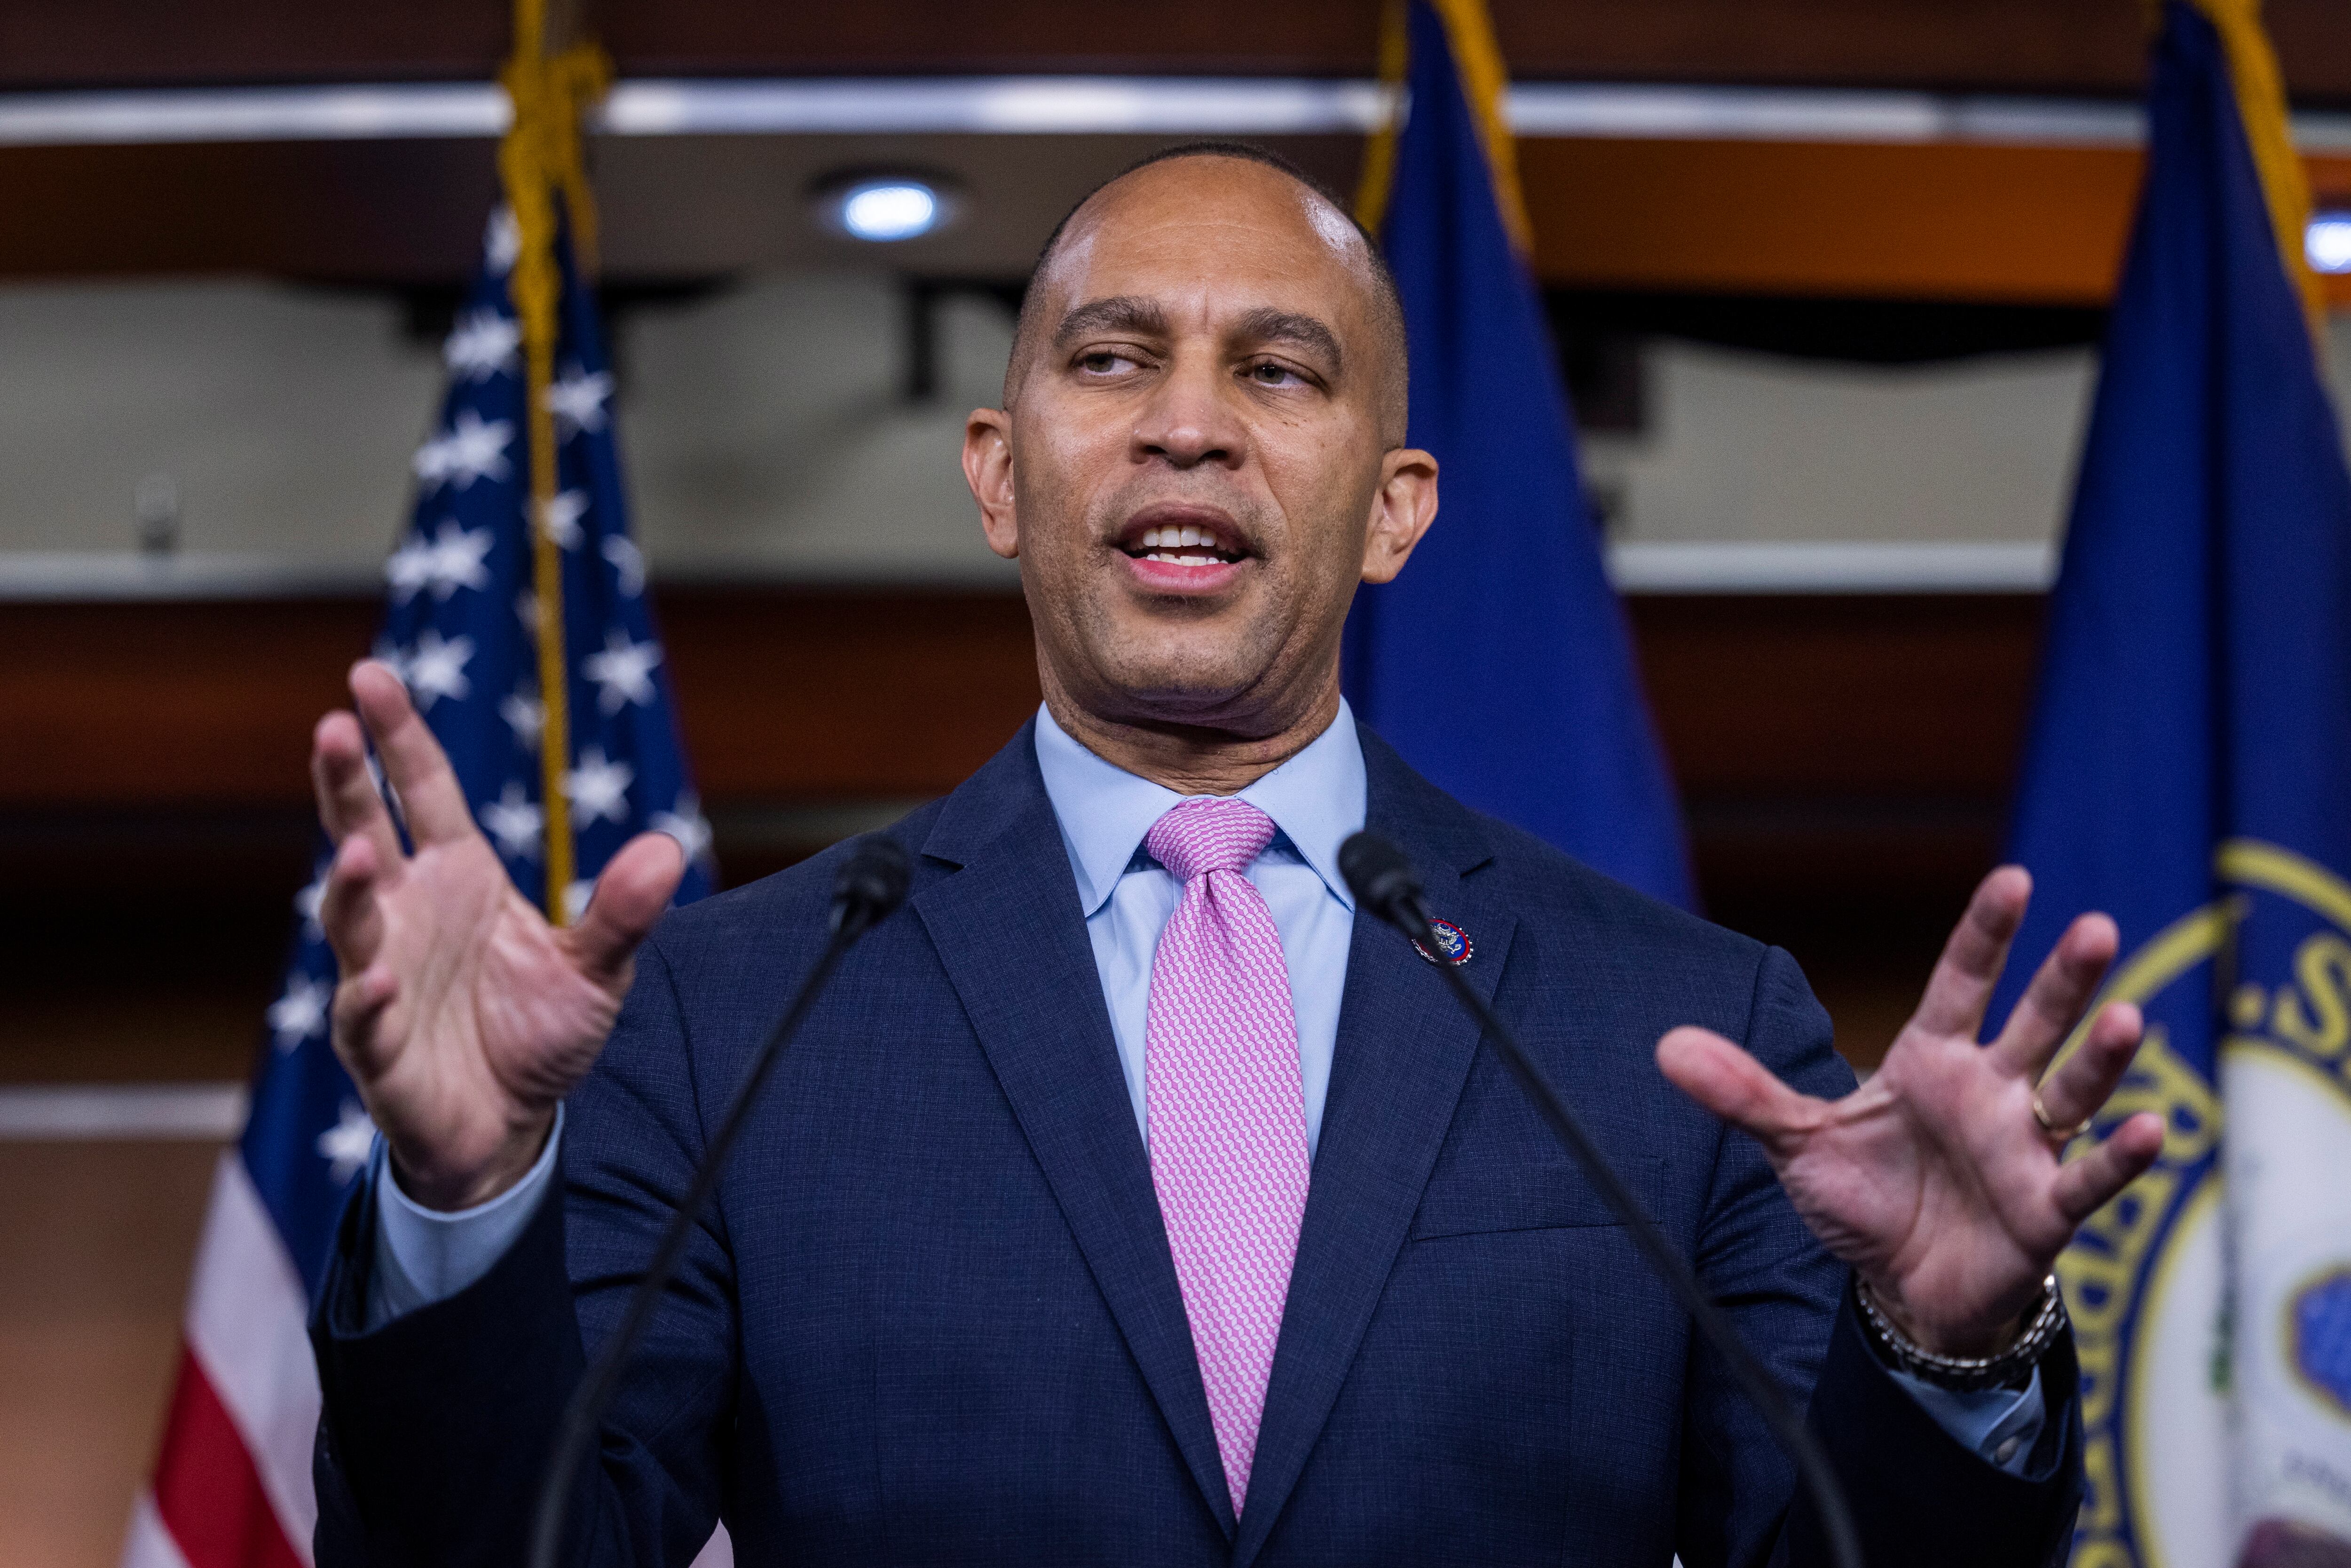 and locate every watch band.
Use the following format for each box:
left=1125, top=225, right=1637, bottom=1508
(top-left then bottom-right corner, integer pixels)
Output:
left=1853, top=1273, right=2066, bottom=1393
